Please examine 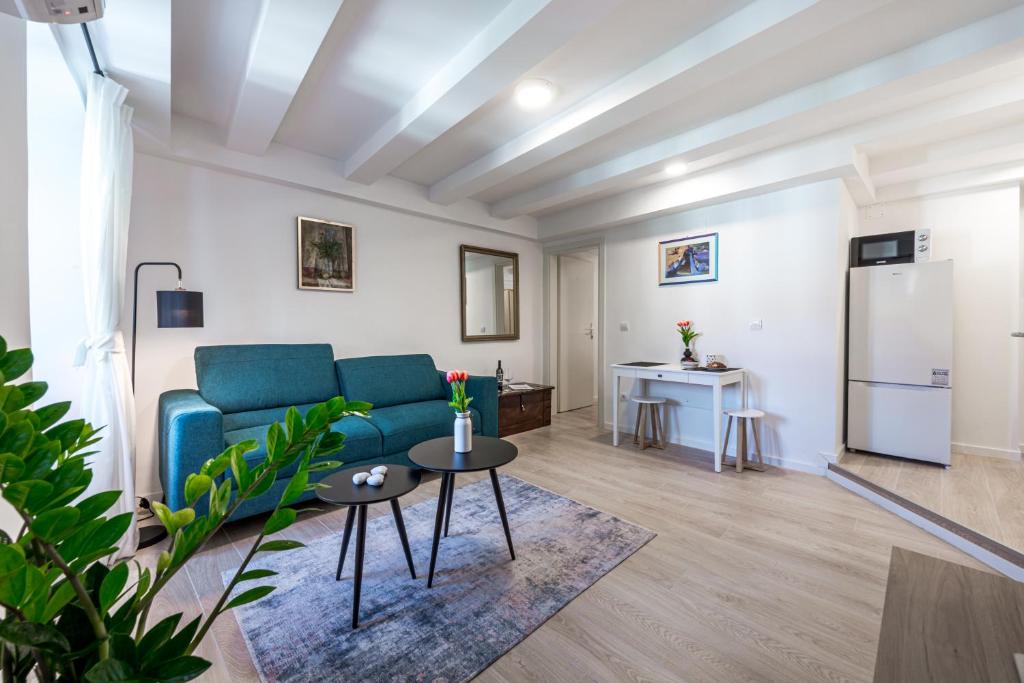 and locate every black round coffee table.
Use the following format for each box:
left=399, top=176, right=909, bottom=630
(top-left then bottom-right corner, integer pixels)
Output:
left=317, top=464, right=421, bottom=627
left=408, top=436, right=518, bottom=587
